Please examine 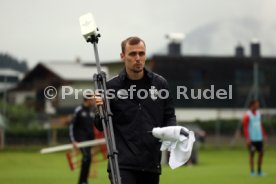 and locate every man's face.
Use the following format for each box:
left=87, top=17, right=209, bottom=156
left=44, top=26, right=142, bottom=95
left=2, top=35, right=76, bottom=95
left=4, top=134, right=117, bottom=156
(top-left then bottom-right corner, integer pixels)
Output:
left=254, top=101, right=260, bottom=110
left=251, top=101, right=260, bottom=111
left=121, top=41, right=146, bottom=73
